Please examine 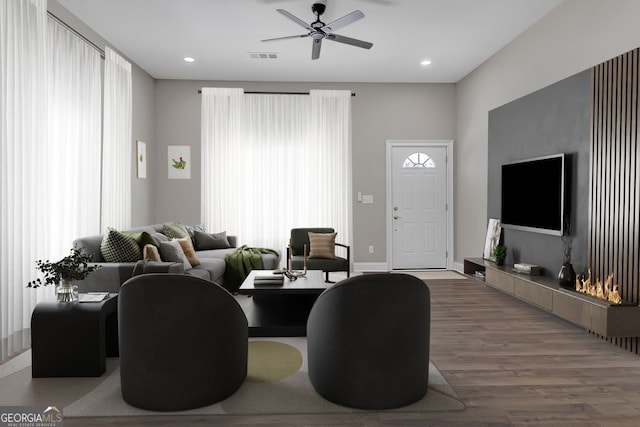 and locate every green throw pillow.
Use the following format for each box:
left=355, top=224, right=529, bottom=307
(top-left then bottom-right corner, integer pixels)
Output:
left=100, top=228, right=142, bottom=262
left=162, top=222, right=190, bottom=239
left=121, top=231, right=161, bottom=249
